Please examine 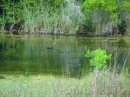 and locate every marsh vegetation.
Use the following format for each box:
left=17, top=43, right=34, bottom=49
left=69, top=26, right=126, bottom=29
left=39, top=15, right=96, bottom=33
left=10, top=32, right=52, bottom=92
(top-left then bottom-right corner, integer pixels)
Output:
left=0, top=35, right=130, bottom=97
left=0, top=0, right=130, bottom=35
left=0, top=0, right=130, bottom=97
